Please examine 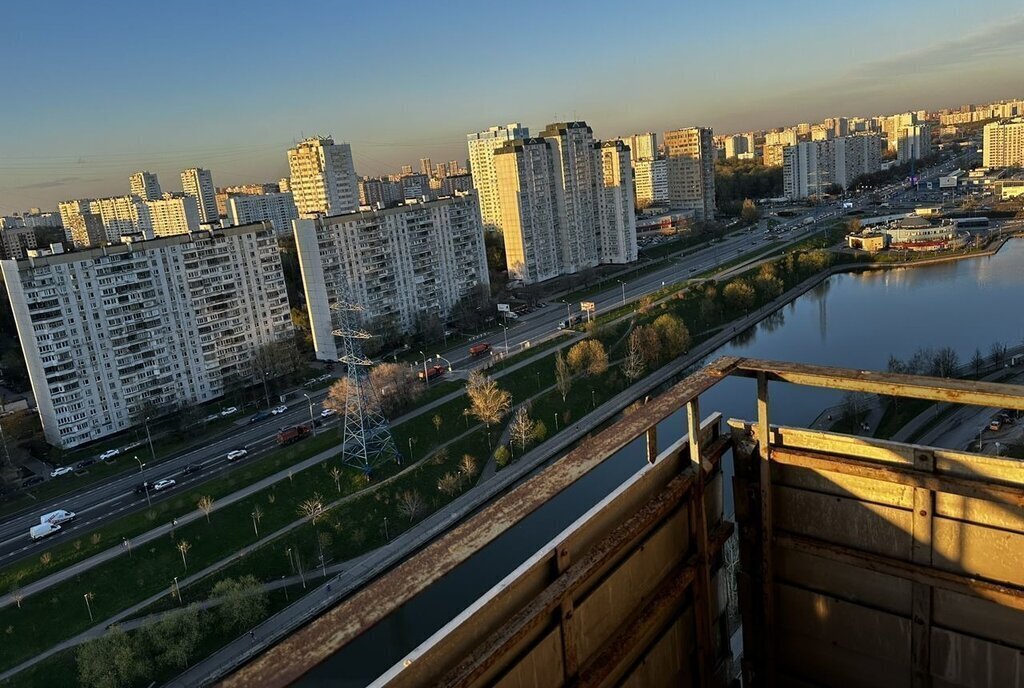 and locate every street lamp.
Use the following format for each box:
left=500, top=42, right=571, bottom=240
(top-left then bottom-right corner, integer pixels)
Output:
left=434, top=353, right=453, bottom=372
left=419, top=351, right=429, bottom=387
left=408, top=437, right=414, bottom=462
left=123, top=536, right=132, bottom=558
left=133, top=455, right=151, bottom=507
left=501, top=324, right=510, bottom=354
left=143, top=417, right=156, bottom=464
left=173, top=576, right=182, bottom=605
left=83, top=593, right=94, bottom=622
left=261, top=373, right=271, bottom=409
left=617, top=280, right=626, bottom=307
left=303, top=393, right=316, bottom=437
left=383, top=516, right=390, bottom=542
